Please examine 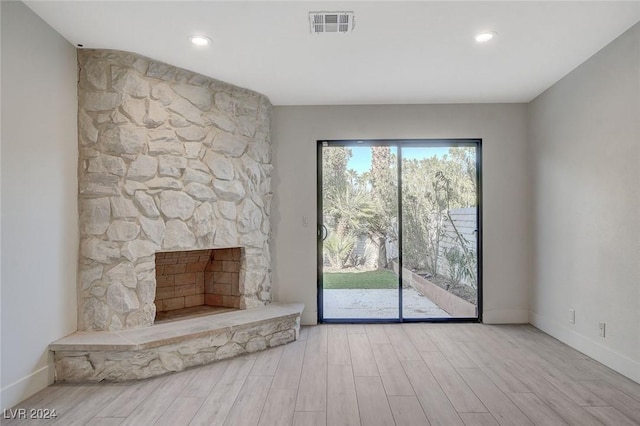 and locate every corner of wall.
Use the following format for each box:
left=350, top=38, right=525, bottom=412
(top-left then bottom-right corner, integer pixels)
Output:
left=1, top=0, right=78, bottom=409
left=526, top=22, right=640, bottom=383
left=530, top=311, right=640, bottom=384
left=483, top=309, right=529, bottom=324
left=0, top=365, right=53, bottom=411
